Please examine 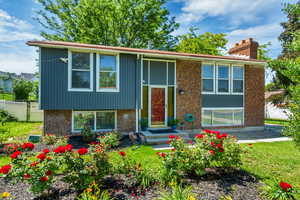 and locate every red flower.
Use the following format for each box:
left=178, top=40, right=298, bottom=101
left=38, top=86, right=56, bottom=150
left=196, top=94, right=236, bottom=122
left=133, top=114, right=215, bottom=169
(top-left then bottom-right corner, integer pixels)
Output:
left=77, top=148, right=88, bottom=155
left=0, top=165, right=12, bottom=174
left=119, top=151, right=126, bottom=157
left=23, top=173, right=31, bottom=179
left=216, top=134, right=223, bottom=139
left=219, top=148, right=224, bottom=152
left=53, top=146, right=66, bottom=154
left=37, top=153, right=47, bottom=161
left=65, top=144, right=73, bottom=151
left=211, top=130, right=220, bottom=134
left=221, top=133, right=228, bottom=138
left=43, top=148, right=50, bottom=154
left=21, top=142, right=35, bottom=150
left=209, top=150, right=215, bottom=155
left=195, top=134, right=204, bottom=139
left=10, top=151, right=22, bottom=159
left=188, top=140, right=193, bottom=144
left=40, top=176, right=48, bottom=182
left=279, top=181, right=293, bottom=192
left=157, top=152, right=166, bottom=158
left=210, top=142, right=215, bottom=147
left=45, top=170, right=52, bottom=176
left=30, top=161, right=39, bottom=167
left=203, top=129, right=212, bottom=133
left=168, top=135, right=180, bottom=140
left=216, top=143, right=222, bottom=148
